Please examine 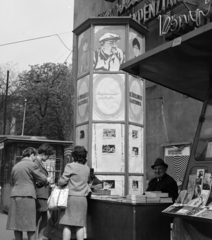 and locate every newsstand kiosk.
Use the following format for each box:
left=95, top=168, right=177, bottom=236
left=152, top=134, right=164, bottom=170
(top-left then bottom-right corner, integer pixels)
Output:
left=121, top=22, right=212, bottom=240
left=45, top=17, right=172, bottom=240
